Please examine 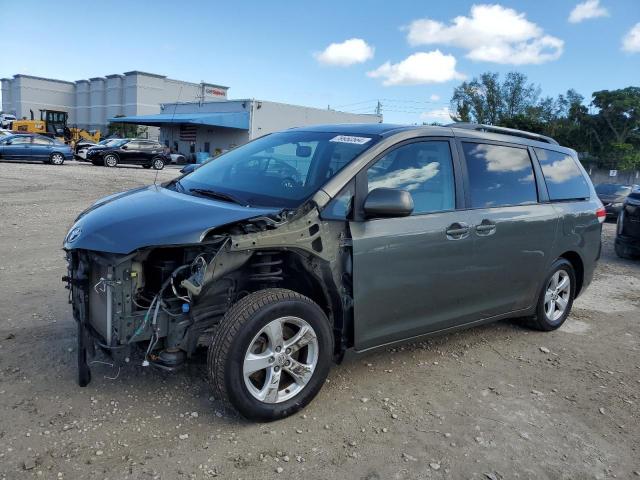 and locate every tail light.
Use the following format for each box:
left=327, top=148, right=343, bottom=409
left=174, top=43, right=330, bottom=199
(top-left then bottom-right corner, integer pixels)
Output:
left=596, top=206, right=606, bottom=224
